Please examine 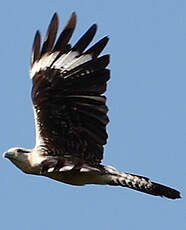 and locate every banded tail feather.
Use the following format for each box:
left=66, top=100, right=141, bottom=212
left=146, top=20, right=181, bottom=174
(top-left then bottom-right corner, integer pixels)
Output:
left=105, top=167, right=181, bottom=199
